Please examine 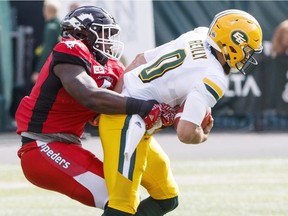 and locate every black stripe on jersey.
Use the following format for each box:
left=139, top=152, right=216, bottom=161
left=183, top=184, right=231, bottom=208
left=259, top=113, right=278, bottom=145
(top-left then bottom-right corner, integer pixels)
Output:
left=128, top=149, right=136, bottom=180
left=51, top=51, right=91, bottom=75
left=204, top=84, right=220, bottom=101
left=28, top=68, right=62, bottom=133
